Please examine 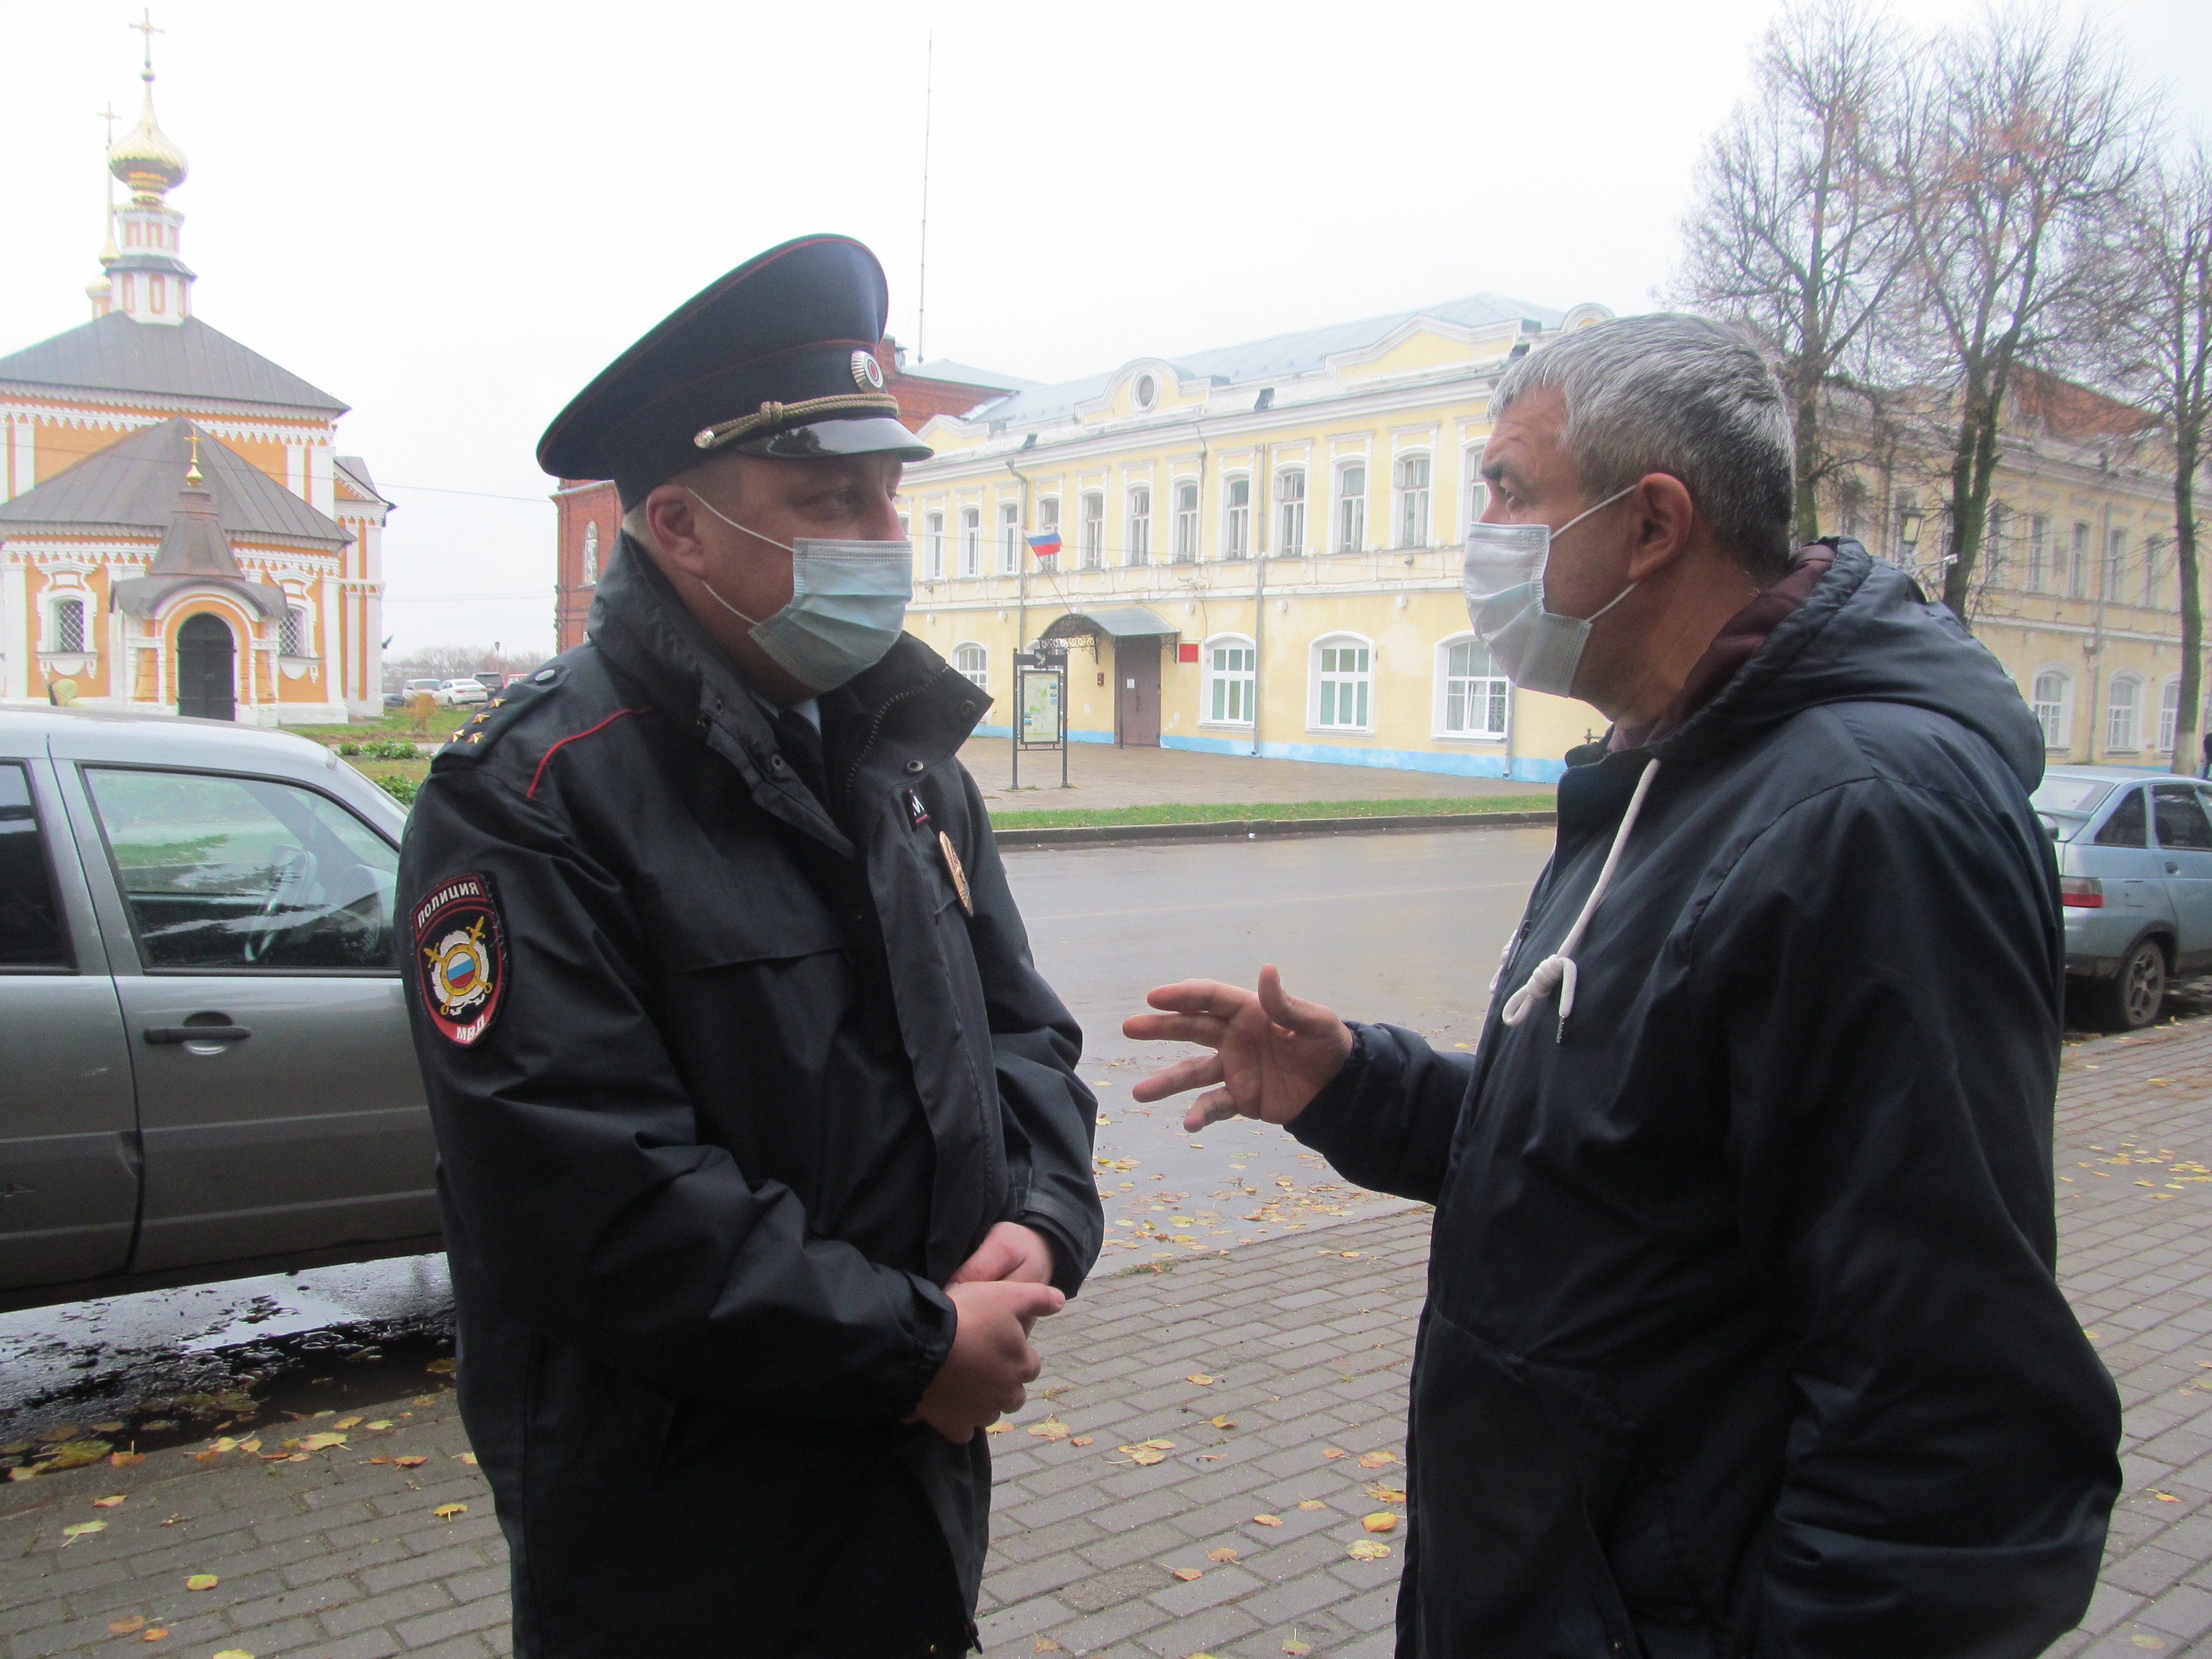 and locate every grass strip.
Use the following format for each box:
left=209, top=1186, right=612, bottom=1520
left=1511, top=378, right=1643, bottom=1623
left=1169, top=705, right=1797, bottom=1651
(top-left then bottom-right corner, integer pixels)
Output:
left=989, top=795, right=1555, bottom=830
